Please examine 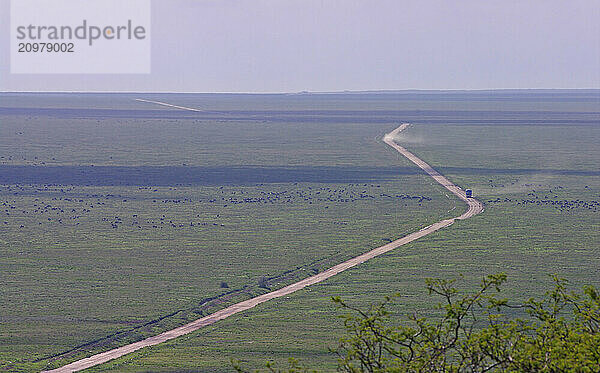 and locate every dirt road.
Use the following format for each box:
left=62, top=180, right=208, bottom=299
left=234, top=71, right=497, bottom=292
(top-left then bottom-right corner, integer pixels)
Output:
left=134, top=98, right=205, bottom=112
left=43, top=123, right=483, bottom=373
left=384, top=124, right=483, bottom=220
